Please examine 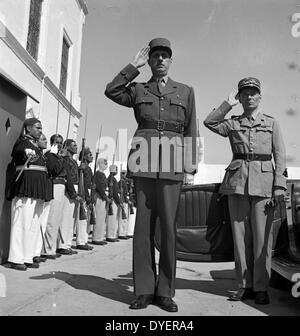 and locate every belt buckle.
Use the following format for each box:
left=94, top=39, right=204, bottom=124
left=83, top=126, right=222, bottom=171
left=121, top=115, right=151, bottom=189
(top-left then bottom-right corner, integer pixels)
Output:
left=247, top=152, right=255, bottom=161
left=157, top=120, right=165, bottom=131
